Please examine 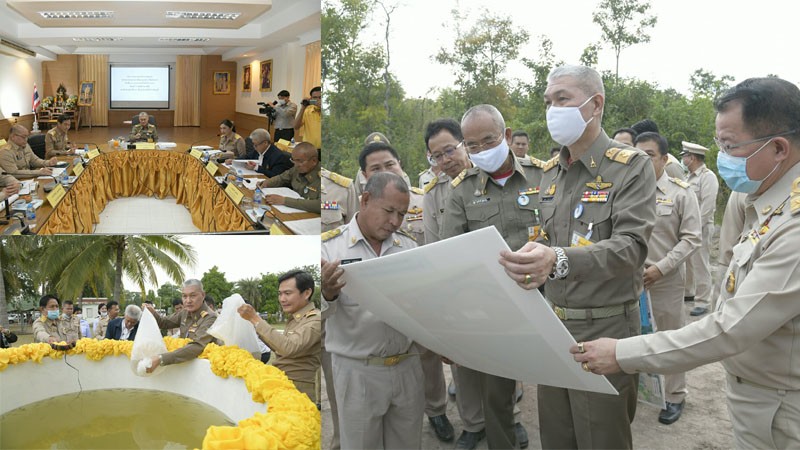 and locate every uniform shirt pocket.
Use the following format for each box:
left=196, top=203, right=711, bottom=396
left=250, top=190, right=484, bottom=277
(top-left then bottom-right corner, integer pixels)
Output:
left=656, top=203, right=674, bottom=216
left=465, top=202, right=500, bottom=228
left=577, top=205, right=612, bottom=241
left=321, top=209, right=345, bottom=225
